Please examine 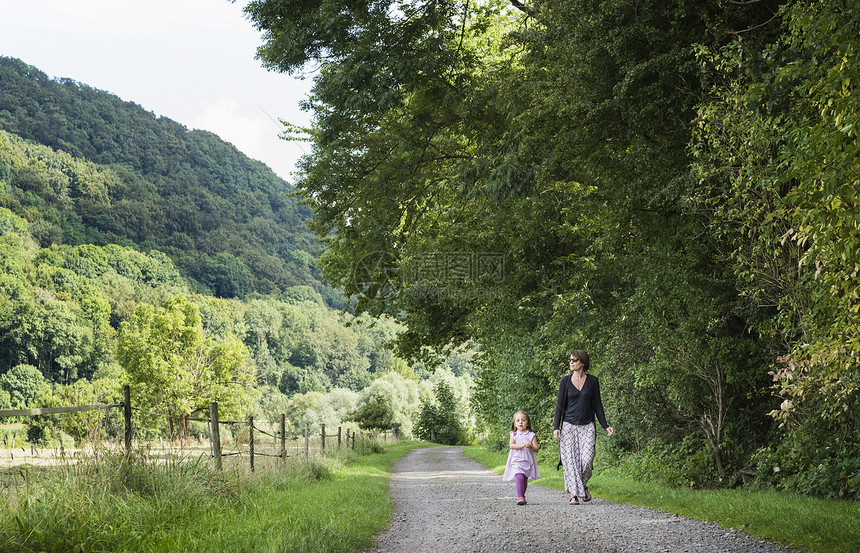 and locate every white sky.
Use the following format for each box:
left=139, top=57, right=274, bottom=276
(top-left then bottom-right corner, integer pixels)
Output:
left=0, top=0, right=313, bottom=181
